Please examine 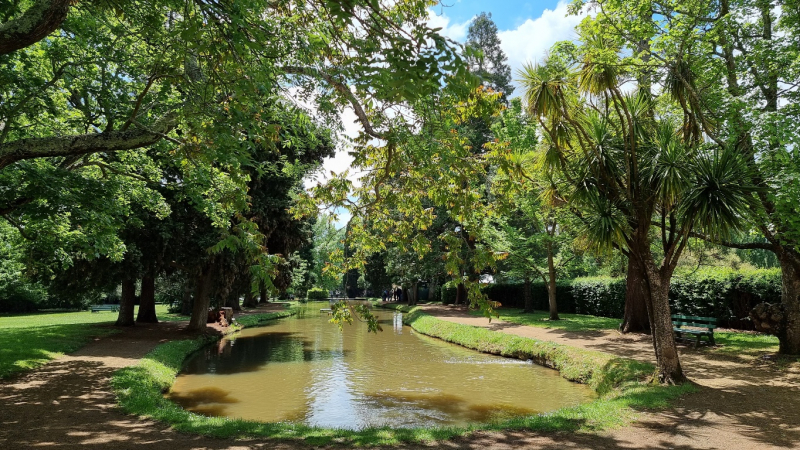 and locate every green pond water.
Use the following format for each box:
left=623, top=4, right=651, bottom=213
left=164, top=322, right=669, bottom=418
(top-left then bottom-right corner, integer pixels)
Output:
left=168, top=303, right=596, bottom=430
